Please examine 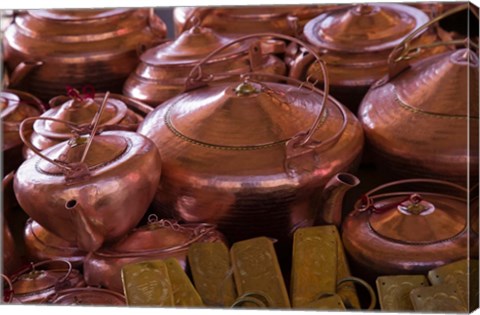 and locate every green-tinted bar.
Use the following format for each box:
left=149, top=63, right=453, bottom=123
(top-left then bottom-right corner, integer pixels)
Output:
left=165, top=258, right=204, bottom=307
